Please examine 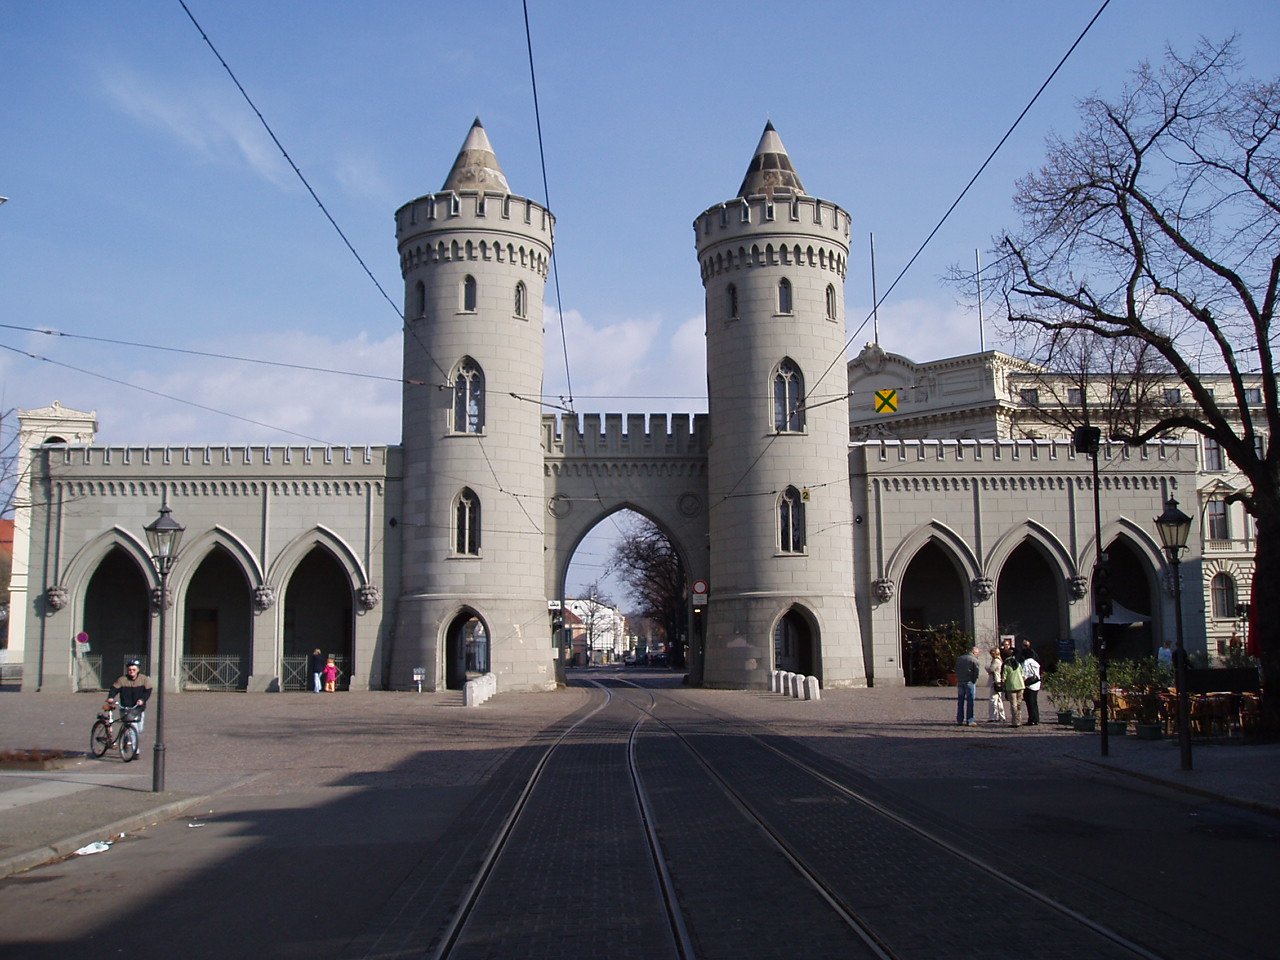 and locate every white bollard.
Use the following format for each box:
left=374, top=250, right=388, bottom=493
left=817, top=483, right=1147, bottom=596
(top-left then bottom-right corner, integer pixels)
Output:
left=789, top=673, right=800, bottom=698
left=804, top=675, right=821, bottom=701
left=771, top=670, right=782, bottom=693
left=463, top=672, right=497, bottom=706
